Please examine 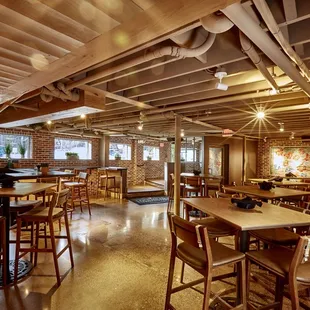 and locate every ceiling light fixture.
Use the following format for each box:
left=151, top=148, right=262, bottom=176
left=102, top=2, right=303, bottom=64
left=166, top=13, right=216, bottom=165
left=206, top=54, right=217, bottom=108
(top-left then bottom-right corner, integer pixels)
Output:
left=80, top=114, right=86, bottom=119
left=180, top=129, right=185, bottom=137
left=278, top=122, right=284, bottom=132
left=214, top=67, right=228, bottom=91
left=289, top=132, right=295, bottom=140
left=269, top=88, right=278, bottom=96
left=263, top=137, right=267, bottom=143
left=47, top=120, right=52, bottom=125
left=256, top=111, right=265, bottom=119
left=137, top=121, right=143, bottom=131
